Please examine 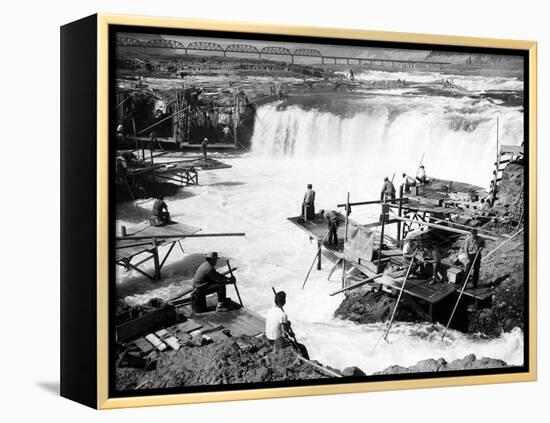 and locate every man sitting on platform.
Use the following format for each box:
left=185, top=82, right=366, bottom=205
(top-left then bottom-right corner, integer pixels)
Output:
left=401, top=172, right=417, bottom=194
left=192, top=252, right=235, bottom=313
left=302, top=183, right=316, bottom=219
left=266, top=290, right=309, bottom=359
left=151, top=196, right=170, bottom=226
left=416, top=165, right=427, bottom=184
left=424, top=244, right=447, bottom=285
